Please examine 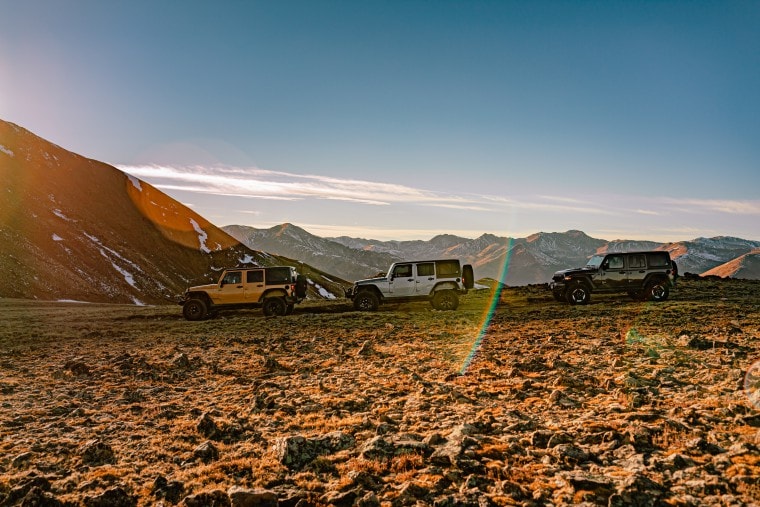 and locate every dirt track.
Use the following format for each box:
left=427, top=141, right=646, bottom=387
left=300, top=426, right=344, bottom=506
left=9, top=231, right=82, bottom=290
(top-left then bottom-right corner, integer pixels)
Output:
left=1, top=278, right=759, bottom=506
